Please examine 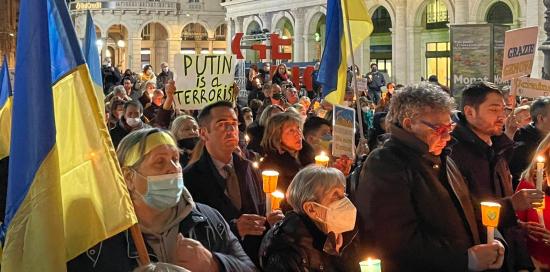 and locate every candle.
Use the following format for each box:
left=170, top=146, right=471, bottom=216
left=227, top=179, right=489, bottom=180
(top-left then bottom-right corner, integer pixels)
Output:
left=537, top=209, right=546, bottom=228
left=536, top=156, right=545, bottom=191
left=262, top=170, right=279, bottom=216
left=315, top=151, right=330, bottom=167
left=252, top=161, right=259, bottom=169
left=244, top=134, right=250, bottom=144
left=359, top=258, right=381, bottom=272
left=271, top=191, right=285, bottom=211
left=481, top=202, right=501, bottom=244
